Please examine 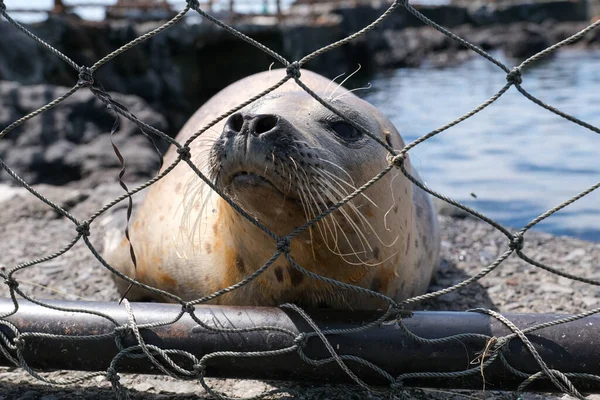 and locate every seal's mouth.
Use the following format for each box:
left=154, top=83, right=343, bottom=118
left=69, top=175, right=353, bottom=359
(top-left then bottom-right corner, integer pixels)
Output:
left=231, top=171, right=276, bottom=188
left=227, top=171, right=285, bottom=196
left=221, top=170, right=305, bottom=205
